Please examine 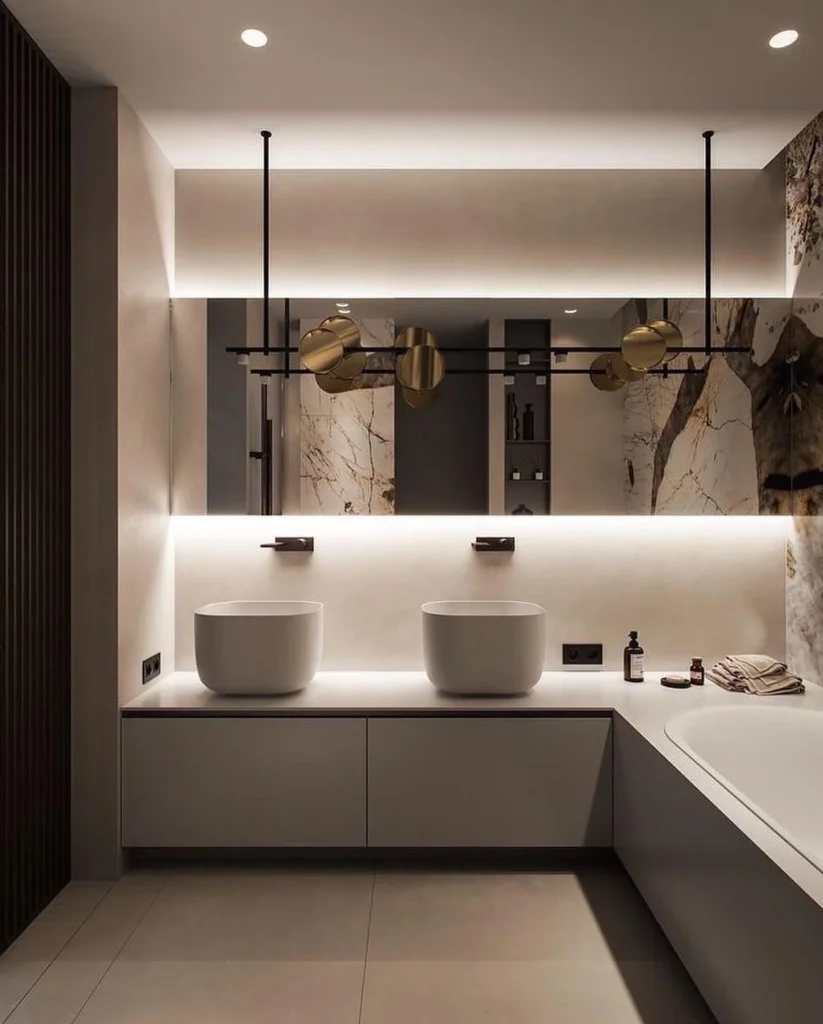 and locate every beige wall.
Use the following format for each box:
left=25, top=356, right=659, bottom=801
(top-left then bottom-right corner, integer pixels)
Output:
left=175, top=165, right=786, bottom=298
left=117, top=94, right=175, bottom=706
left=551, top=317, right=626, bottom=513
left=71, top=88, right=174, bottom=879
left=173, top=516, right=788, bottom=674
left=71, top=88, right=120, bottom=881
